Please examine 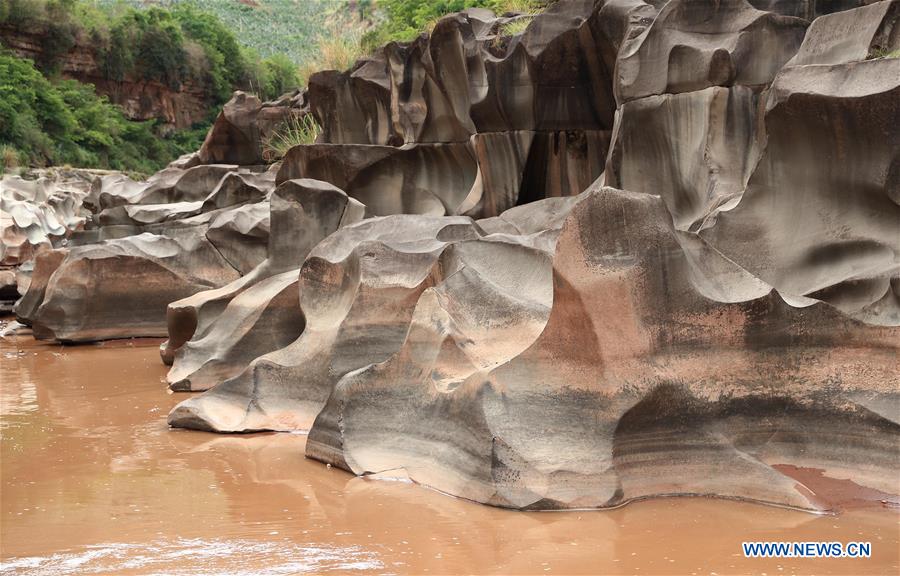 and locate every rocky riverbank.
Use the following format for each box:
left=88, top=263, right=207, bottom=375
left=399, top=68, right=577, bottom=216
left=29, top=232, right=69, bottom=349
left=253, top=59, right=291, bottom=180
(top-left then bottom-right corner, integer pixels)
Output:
left=2, top=0, right=898, bottom=512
